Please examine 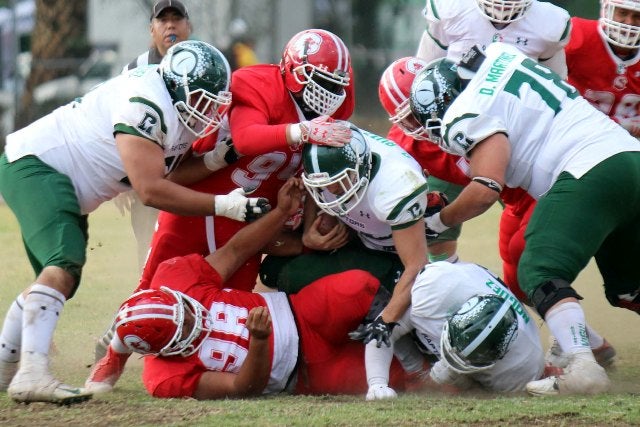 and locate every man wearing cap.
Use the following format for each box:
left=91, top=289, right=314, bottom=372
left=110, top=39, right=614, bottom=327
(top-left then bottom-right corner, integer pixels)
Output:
left=123, top=0, right=192, bottom=72
left=118, top=0, right=193, bottom=270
